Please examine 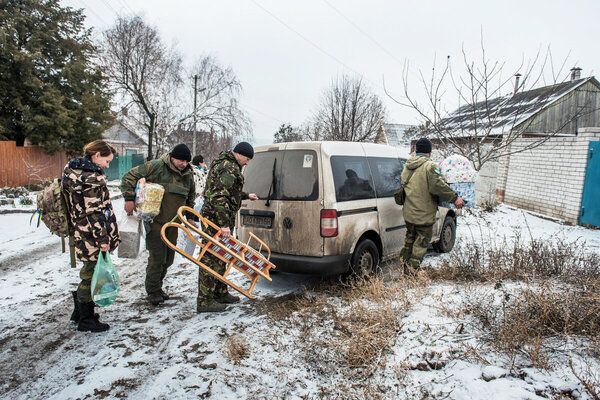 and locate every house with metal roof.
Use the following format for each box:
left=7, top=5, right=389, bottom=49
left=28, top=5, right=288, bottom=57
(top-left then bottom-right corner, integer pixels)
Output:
left=441, top=74, right=600, bottom=138
left=436, top=70, right=600, bottom=225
